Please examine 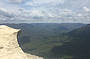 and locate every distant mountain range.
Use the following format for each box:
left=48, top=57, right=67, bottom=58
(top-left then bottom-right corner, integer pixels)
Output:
left=51, top=24, right=90, bottom=59
left=0, top=23, right=88, bottom=59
